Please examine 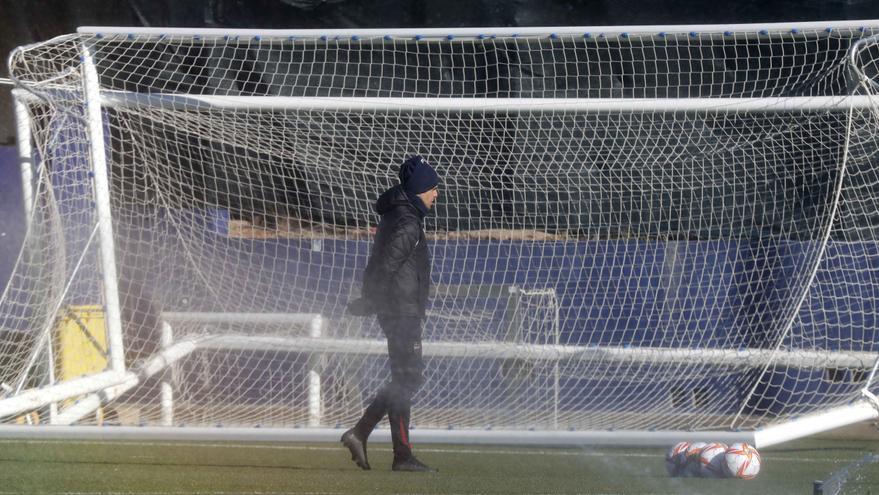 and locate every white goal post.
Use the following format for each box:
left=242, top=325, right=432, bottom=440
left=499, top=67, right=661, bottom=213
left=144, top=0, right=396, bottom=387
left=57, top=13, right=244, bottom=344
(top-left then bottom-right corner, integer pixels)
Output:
left=2, top=20, right=879, bottom=447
